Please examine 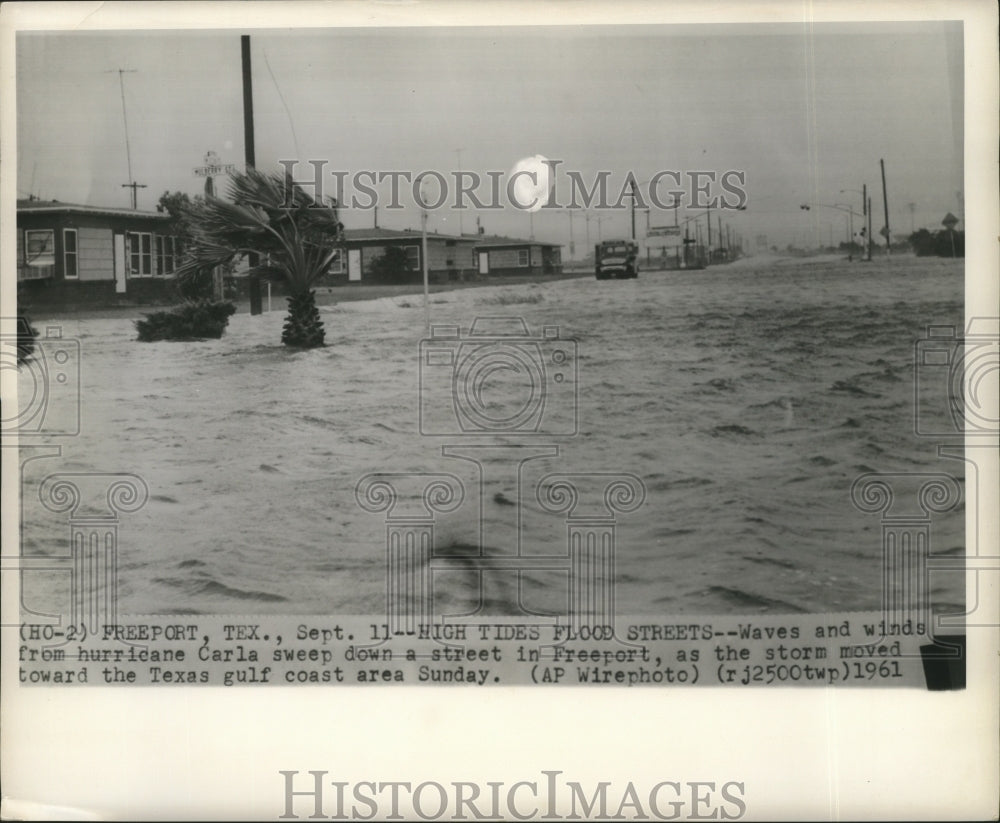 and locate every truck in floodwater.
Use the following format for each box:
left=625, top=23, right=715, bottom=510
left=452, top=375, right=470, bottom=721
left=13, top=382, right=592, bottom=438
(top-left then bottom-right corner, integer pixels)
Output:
left=595, top=239, right=639, bottom=279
